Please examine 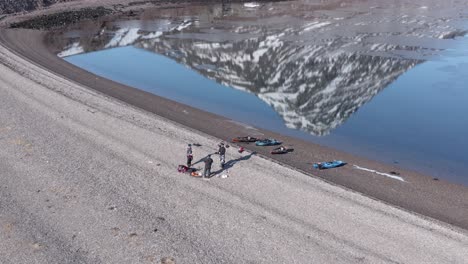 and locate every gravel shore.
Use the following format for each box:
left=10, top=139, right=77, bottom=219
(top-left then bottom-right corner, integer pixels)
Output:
left=1, top=31, right=467, bottom=264
left=2, top=25, right=468, bottom=230
left=0, top=1, right=467, bottom=263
